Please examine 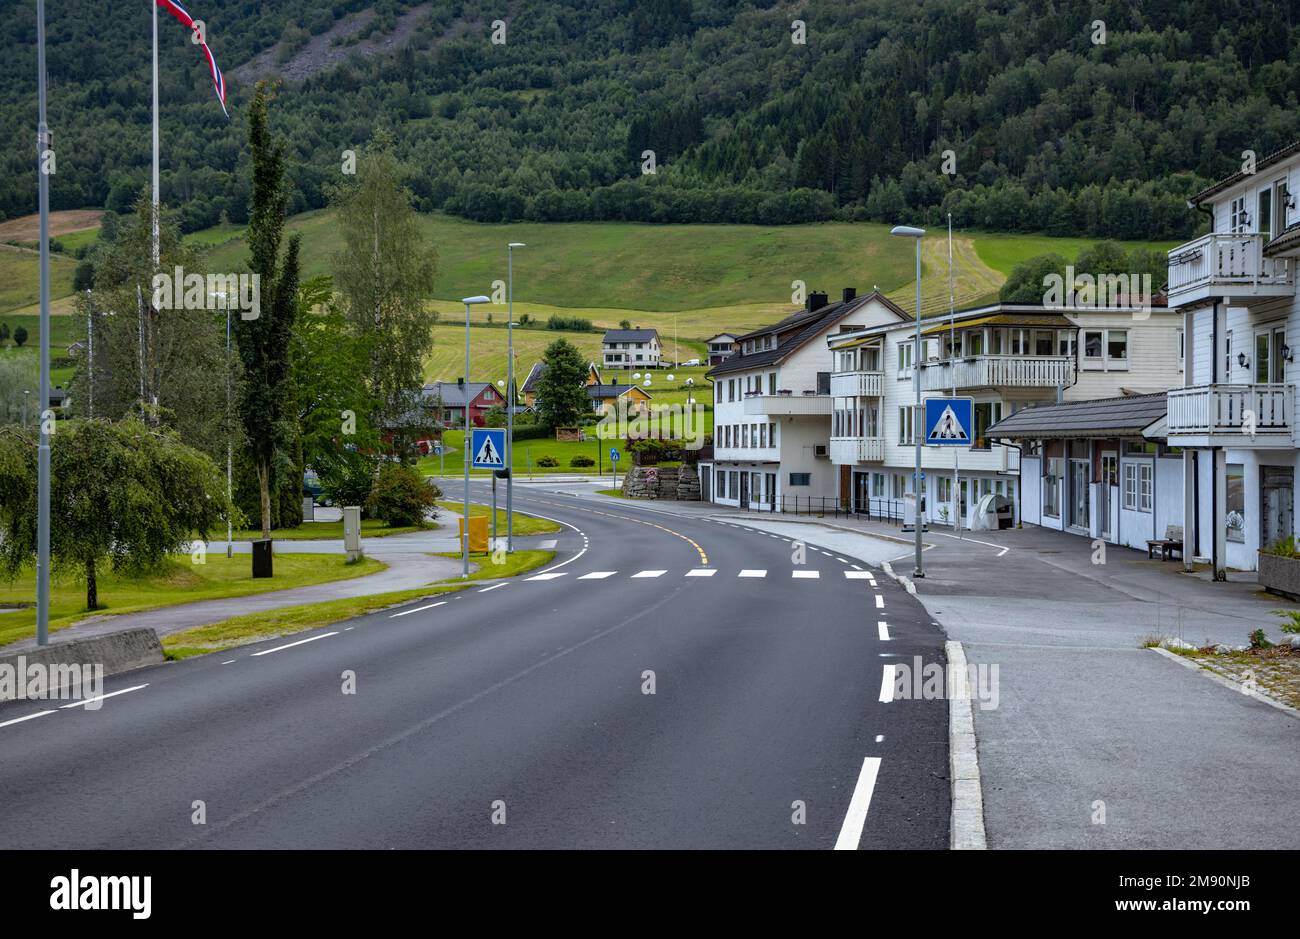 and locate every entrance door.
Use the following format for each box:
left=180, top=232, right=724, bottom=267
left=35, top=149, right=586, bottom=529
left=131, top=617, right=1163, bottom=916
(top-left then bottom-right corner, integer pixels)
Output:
left=1069, top=460, right=1089, bottom=529
left=1100, top=452, right=1117, bottom=538
left=765, top=472, right=777, bottom=510
left=959, top=480, right=969, bottom=526
left=740, top=471, right=750, bottom=509
left=1261, top=466, right=1294, bottom=548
